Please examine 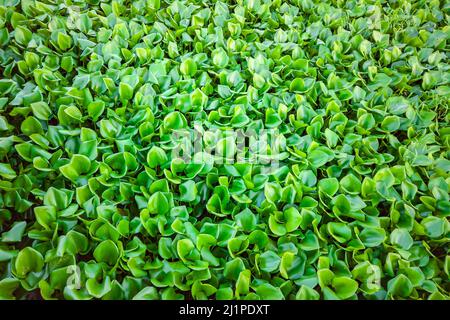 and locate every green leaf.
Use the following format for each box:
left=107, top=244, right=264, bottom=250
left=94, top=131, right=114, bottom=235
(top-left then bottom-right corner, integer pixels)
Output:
left=31, top=101, right=52, bottom=120
left=180, top=58, right=197, bottom=77
left=332, top=277, right=358, bottom=300
left=93, top=240, right=120, bottom=265
left=386, top=96, right=409, bottom=115
left=59, top=154, right=91, bottom=182
left=133, top=287, right=160, bottom=300
left=296, top=285, right=320, bottom=300
left=234, top=208, right=257, bottom=232
left=280, top=252, right=305, bottom=280
left=381, top=116, right=400, bottom=132
left=340, top=173, right=362, bottom=194
left=148, top=192, right=170, bottom=215
left=0, top=278, right=20, bottom=300
left=387, top=274, right=413, bottom=298
left=318, top=178, right=339, bottom=197
left=57, top=32, right=72, bottom=51
left=87, top=101, right=105, bottom=121
left=327, top=222, right=352, bottom=243
left=1, top=221, right=26, bottom=243
left=359, top=227, right=386, bottom=247
left=421, top=217, right=445, bottom=239
left=255, top=283, right=284, bottom=300
left=179, top=180, right=197, bottom=202
left=269, top=207, right=301, bottom=236
left=390, top=228, right=413, bottom=250
left=0, top=163, right=17, bottom=179
left=147, top=146, right=168, bottom=168
left=14, top=247, right=44, bottom=278
left=258, top=251, right=280, bottom=273
left=212, top=48, right=229, bottom=68
left=224, top=258, right=245, bottom=280
left=163, top=111, right=187, bottom=130
left=14, top=26, right=32, bottom=45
